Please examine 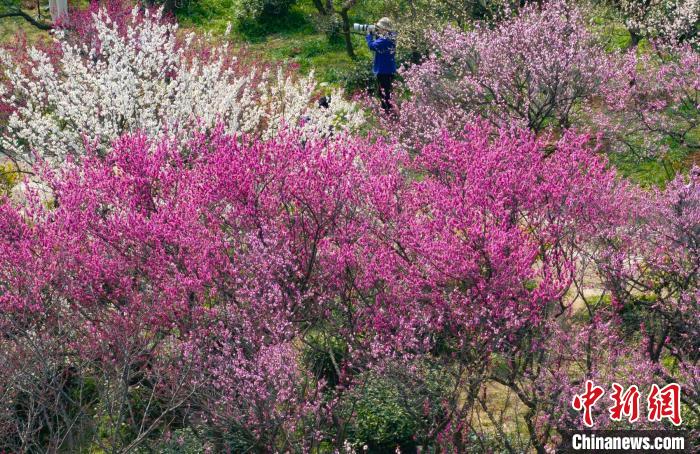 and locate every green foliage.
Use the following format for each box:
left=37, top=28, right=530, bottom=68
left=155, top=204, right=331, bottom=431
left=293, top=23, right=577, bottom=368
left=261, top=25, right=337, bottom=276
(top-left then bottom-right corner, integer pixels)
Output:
left=608, top=147, right=688, bottom=188
left=236, top=4, right=311, bottom=40
left=341, top=361, right=454, bottom=451
left=178, top=0, right=308, bottom=37
left=302, top=330, right=348, bottom=387
left=348, top=375, right=419, bottom=450
left=589, top=3, right=635, bottom=51
left=334, top=56, right=376, bottom=92
left=617, top=294, right=657, bottom=335
left=0, top=162, right=20, bottom=196
left=141, top=428, right=207, bottom=453
left=232, top=0, right=298, bottom=23
left=175, top=0, right=237, bottom=33
left=0, top=0, right=23, bottom=16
